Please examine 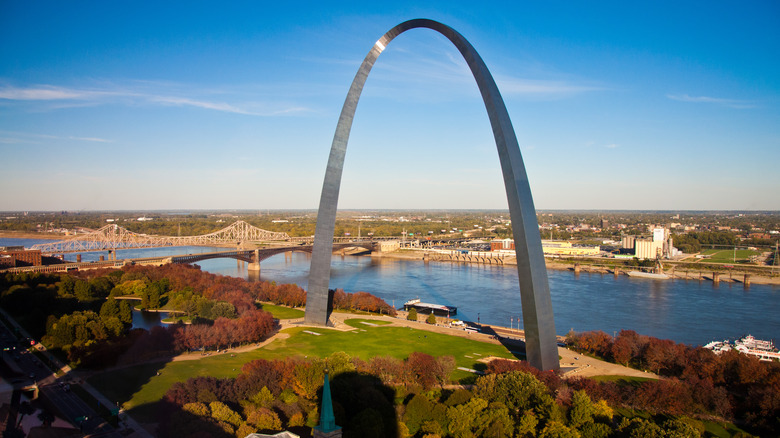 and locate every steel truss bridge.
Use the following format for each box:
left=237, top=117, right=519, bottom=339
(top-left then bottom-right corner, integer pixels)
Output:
left=31, top=220, right=291, bottom=254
